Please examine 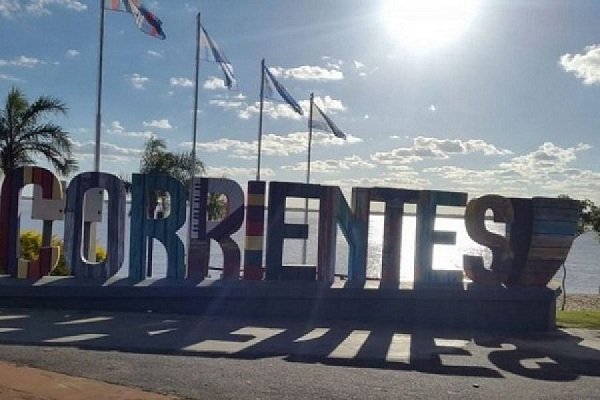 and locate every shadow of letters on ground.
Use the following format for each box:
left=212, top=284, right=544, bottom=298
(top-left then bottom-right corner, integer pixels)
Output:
left=0, top=309, right=598, bottom=381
